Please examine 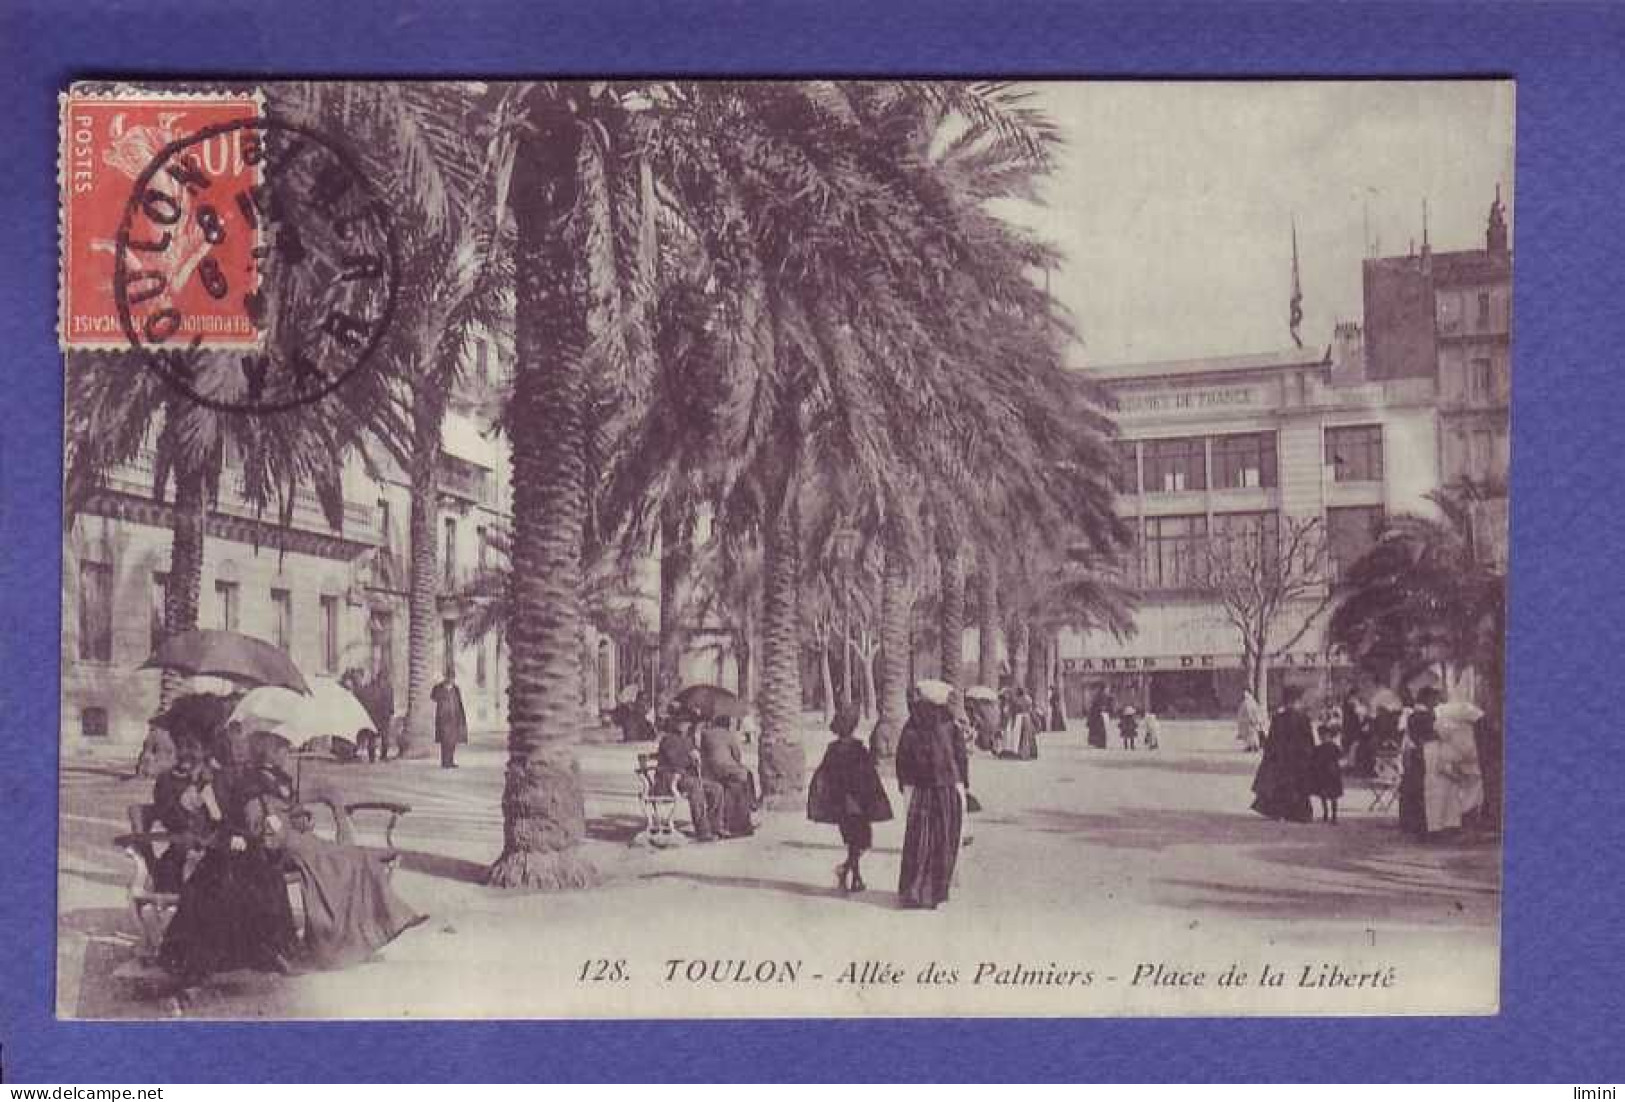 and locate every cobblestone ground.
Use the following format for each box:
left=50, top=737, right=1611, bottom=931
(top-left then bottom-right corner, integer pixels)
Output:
left=56, top=718, right=1500, bottom=1019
